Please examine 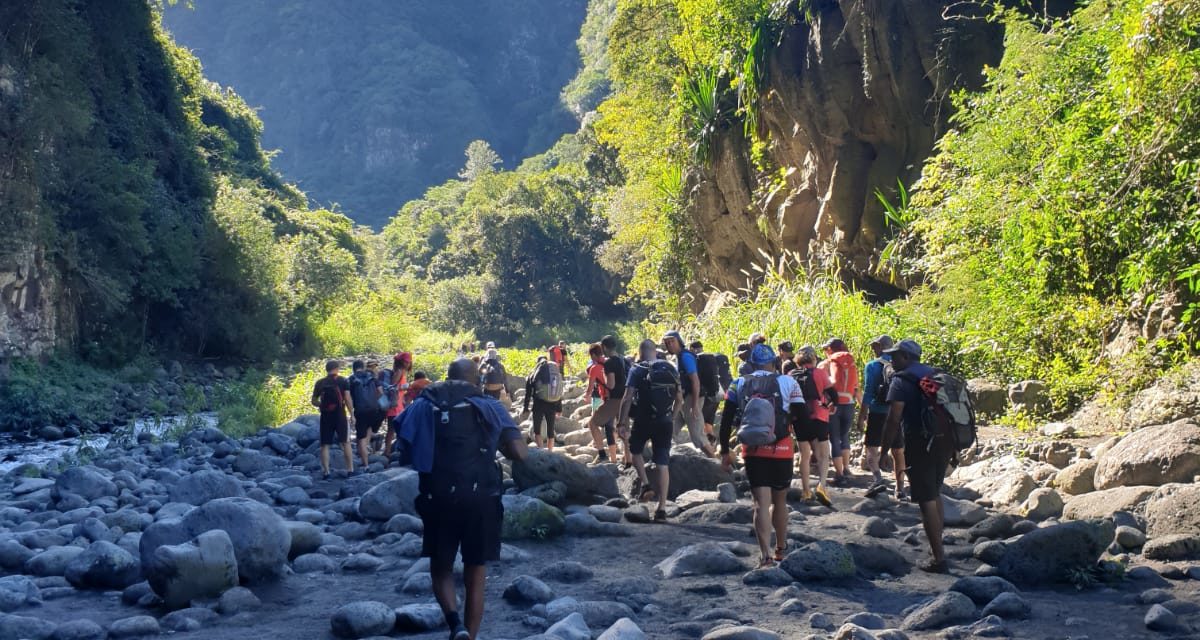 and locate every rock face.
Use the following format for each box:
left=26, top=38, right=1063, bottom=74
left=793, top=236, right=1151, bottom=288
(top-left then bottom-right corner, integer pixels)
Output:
left=685, top=0, right=1003, bottom=296
left=996, top=519, right=1114, bottom=585
left=0, top=244, right=61, bottom=357
left=140, top=497, right=289, bottom=583
left=144, top=529, right=239, bottom=609
left=1143, top=483, right=1200, bottom=537
left=1093, top=420, right=1200, bottom=490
